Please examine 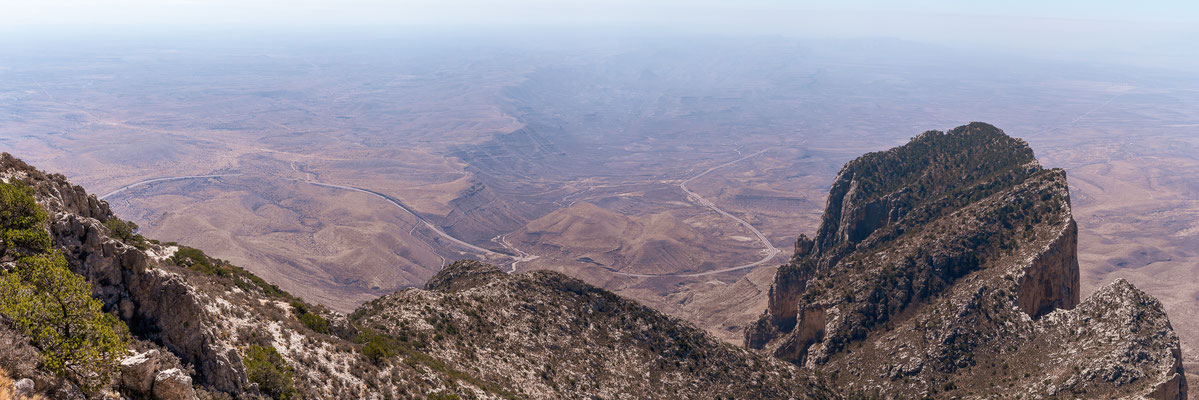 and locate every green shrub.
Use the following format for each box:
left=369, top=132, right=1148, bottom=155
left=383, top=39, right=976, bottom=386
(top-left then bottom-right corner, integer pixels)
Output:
left=170, top=246, right=293, bottom=299
left=289, top=300, right=309, bottom=315
left=0, top=182, right=51, bottom=257
left=1, top=227, right=50, bottom=255
left=360, top=331, right=398, bottom=364
left=171, top=246, right=225, bottom=276
left=289, top=301, right=329, bottom=333
left=103, top=217, right=136, bottom=241
left=103, top=217, right=148, bottom=249
left=244, top=345, right=298, bottom=400
left=299, top=313, right=330, bottom=334
left=0, top=252, right=127, bottom=393
left=0, top=181, right=45, bottom=229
